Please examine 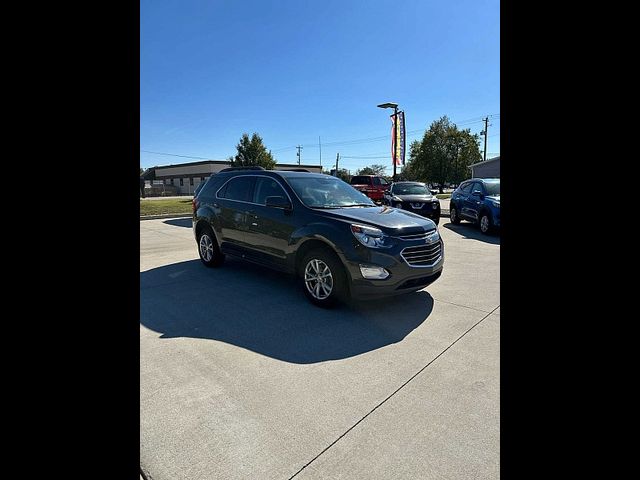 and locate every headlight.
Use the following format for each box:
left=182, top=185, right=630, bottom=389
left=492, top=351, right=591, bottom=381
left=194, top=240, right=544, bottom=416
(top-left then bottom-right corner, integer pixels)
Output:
left=490, top=200, right=500, bottom=208
left=351, top=224, right=388, bottom=248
